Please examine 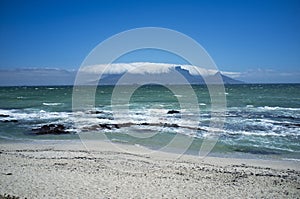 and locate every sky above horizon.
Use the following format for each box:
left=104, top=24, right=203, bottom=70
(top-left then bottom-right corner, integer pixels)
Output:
left=0, top=0, right=300, bottom=83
